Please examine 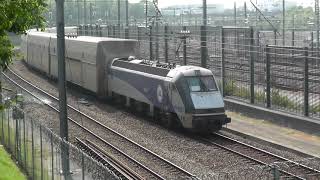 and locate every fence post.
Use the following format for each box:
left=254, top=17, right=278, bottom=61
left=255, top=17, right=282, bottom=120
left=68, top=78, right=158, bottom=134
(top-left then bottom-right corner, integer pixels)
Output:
left=149, top=25, right=153, bottom=60
left=95, top=25, right=99, bottom=37
left=183, top=26, right=187, bottom=65
left=292, top=29, right=295, bottom=47
left=23, top=115, right=26, bottom=169
left=304, top=47, right=309, bottom=116
left=274, top=30, right=277, bottom=45
left=1, top=109, right=4, bottom=144
left=7, top=109, right=10, bottom=151
left=272, top=165, right=280, bottom=180
left=250, top=26, right=255, bottom=104
left=201, top=25, right=208, bottom=68
left=84, top=25, right=88, bottom=36
left=107, top=25, right=111, bottom=37
left=51, top=133, right=54, bottom=180
left=113, top=25, right=116, bottom=38
left=25, top=118, right=29, bottom=176
left=137, top=27, right=141, bottom=41
left=40, top=125, right=43, bottom=180
left=90, top=25, right=94, bottom=36
left=266, top=45, right=271, bottom=108
left=311, top=32, right=314, bottom=57
left=125, top=27, right=129, bottom=39
left=164, top=25, right=169, bottom=63
left=82, top=153, right=85, bottom=180
left=221, top=26, right=226, bottom=97
left=15, top=116, right=19, bottom=162
left=31, top=119, right=35, bottom=179
left=99, top=26, right=102, bottom=37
